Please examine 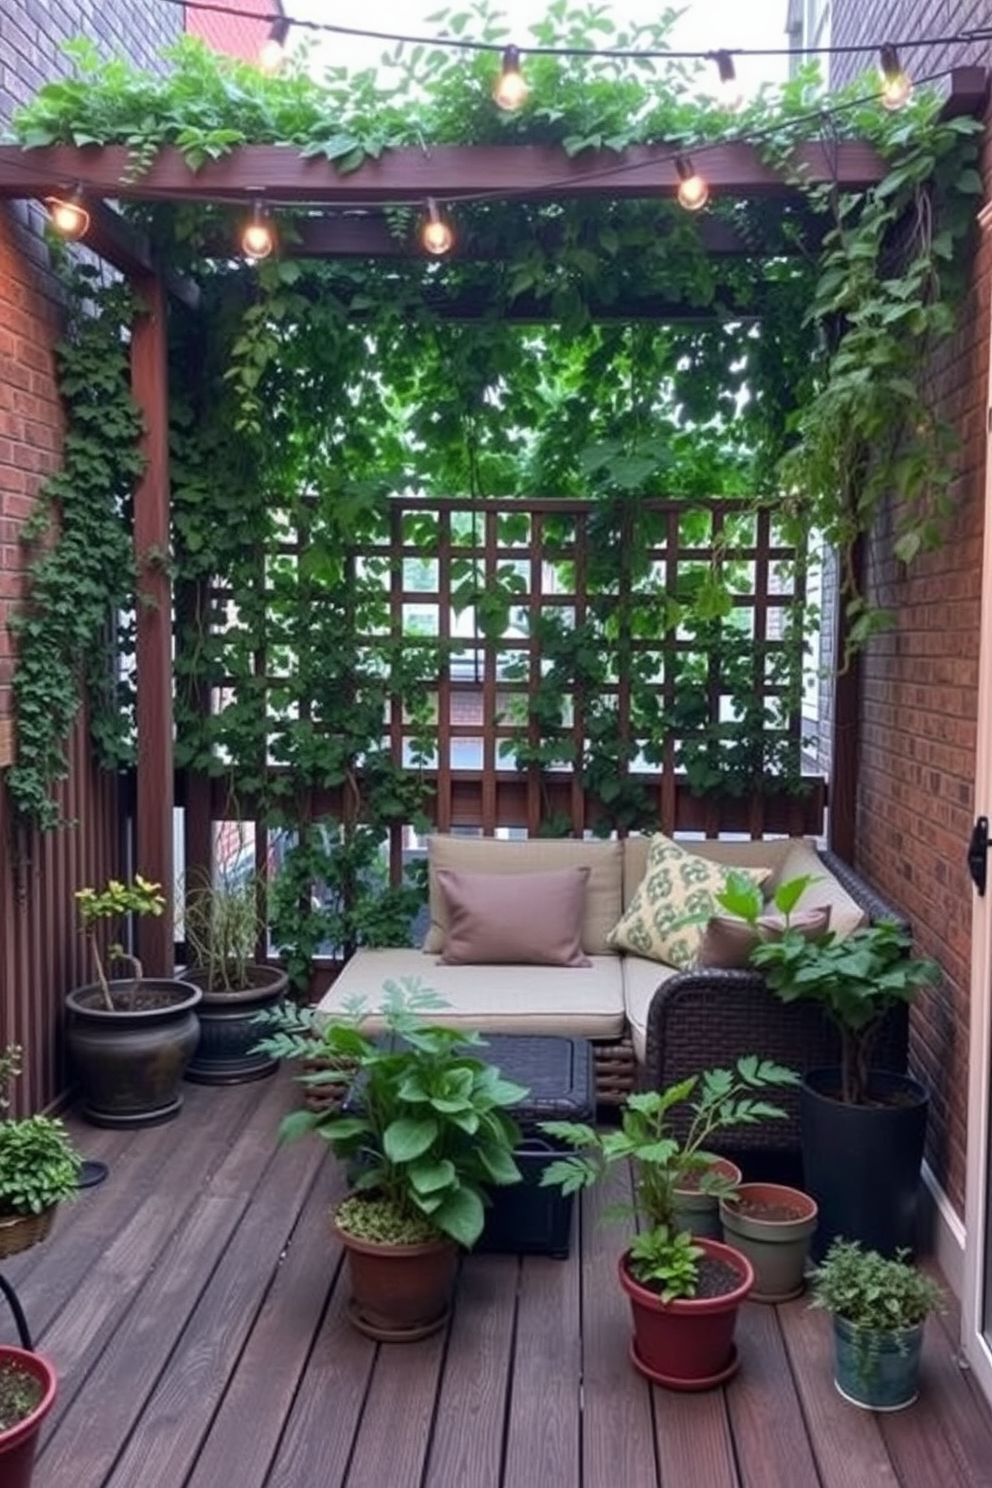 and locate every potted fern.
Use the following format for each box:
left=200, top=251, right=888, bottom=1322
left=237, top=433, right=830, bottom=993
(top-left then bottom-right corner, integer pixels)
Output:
left=181, top=868, right=288, bottom=1084
left=539, top=1056, right=799, bottom=1388
left=810, top=1238, right=943, bottom=1409
left=66, top=876, right=201, bottom=1127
